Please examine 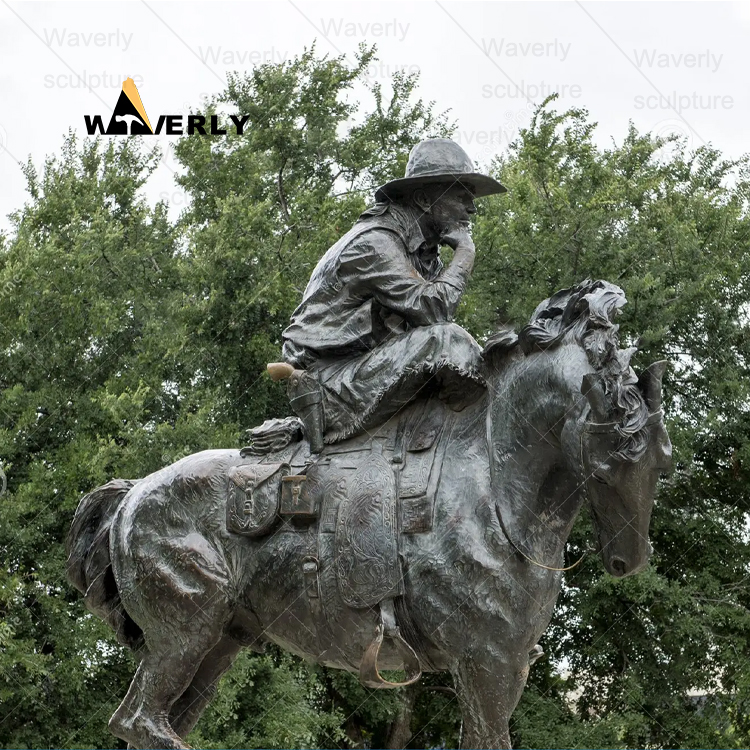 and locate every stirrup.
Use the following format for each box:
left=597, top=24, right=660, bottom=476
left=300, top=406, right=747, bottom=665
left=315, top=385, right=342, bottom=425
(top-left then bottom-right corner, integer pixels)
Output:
left=359, top=599, right=422, bottom=689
